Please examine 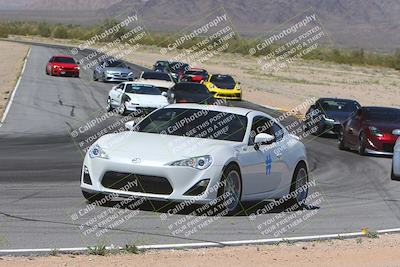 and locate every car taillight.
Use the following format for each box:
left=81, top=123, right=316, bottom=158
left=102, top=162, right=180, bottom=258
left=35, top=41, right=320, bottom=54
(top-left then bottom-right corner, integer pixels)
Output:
left=179, top=99, right=188, bottom=103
